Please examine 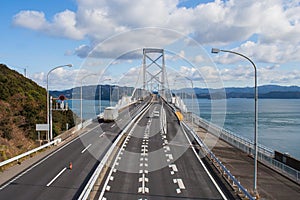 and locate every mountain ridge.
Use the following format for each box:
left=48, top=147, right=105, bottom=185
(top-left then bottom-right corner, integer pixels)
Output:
left=50, top=85, right=300, bottom=99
